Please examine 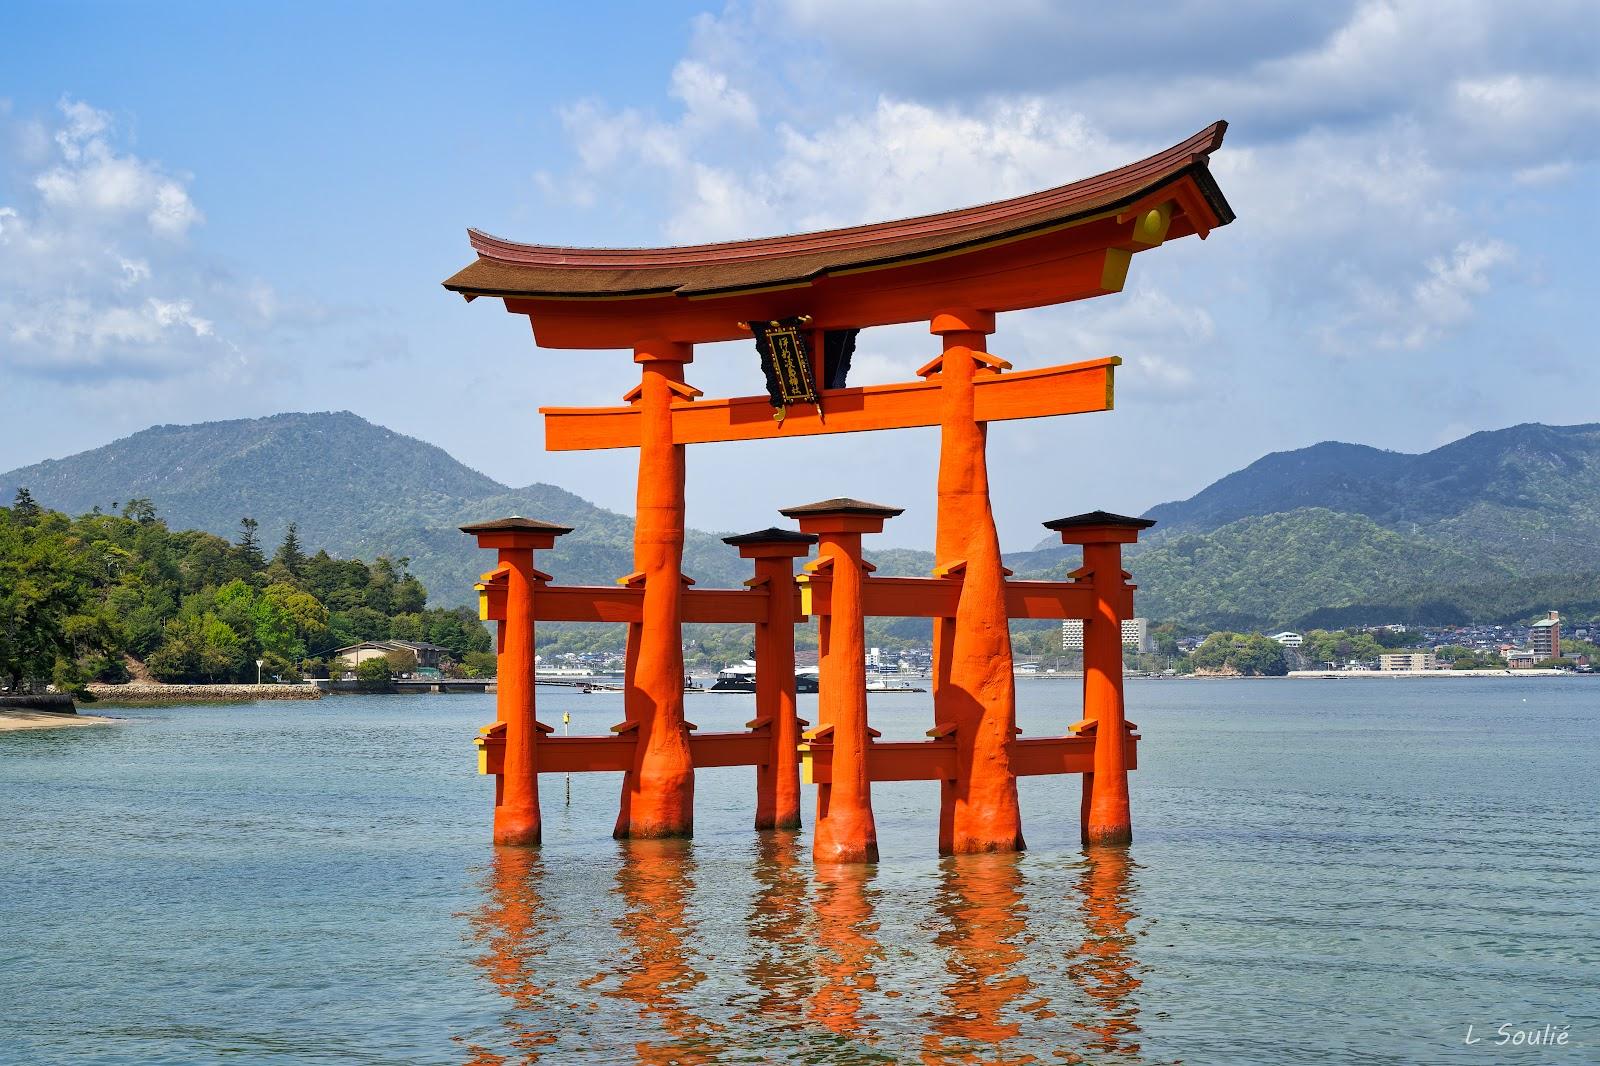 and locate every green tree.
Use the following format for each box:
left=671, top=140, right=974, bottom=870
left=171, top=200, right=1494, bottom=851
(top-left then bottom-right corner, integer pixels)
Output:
left=237, top=516, right=264, bottom=570
left=12, top=488, right=43, bottom=523
left=0, top=508, right=97, bottom=691
left=273, top=522, right=306, bottom=577
left=356, top=657, right=393, bottom=689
